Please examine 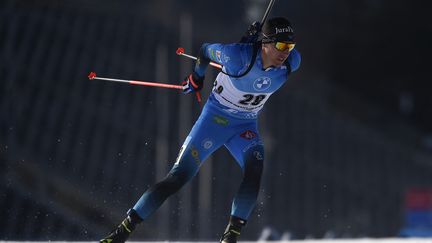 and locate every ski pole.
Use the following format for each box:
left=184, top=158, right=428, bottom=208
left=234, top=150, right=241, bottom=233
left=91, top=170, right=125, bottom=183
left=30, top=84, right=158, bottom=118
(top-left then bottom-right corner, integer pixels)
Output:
left=261, top=0, right=276, bottom=27
left=176, top=47, right=222, bottom=69
left=87, top=72, right=183, bottom=90
left=88, top=72, right=202, bottom=103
